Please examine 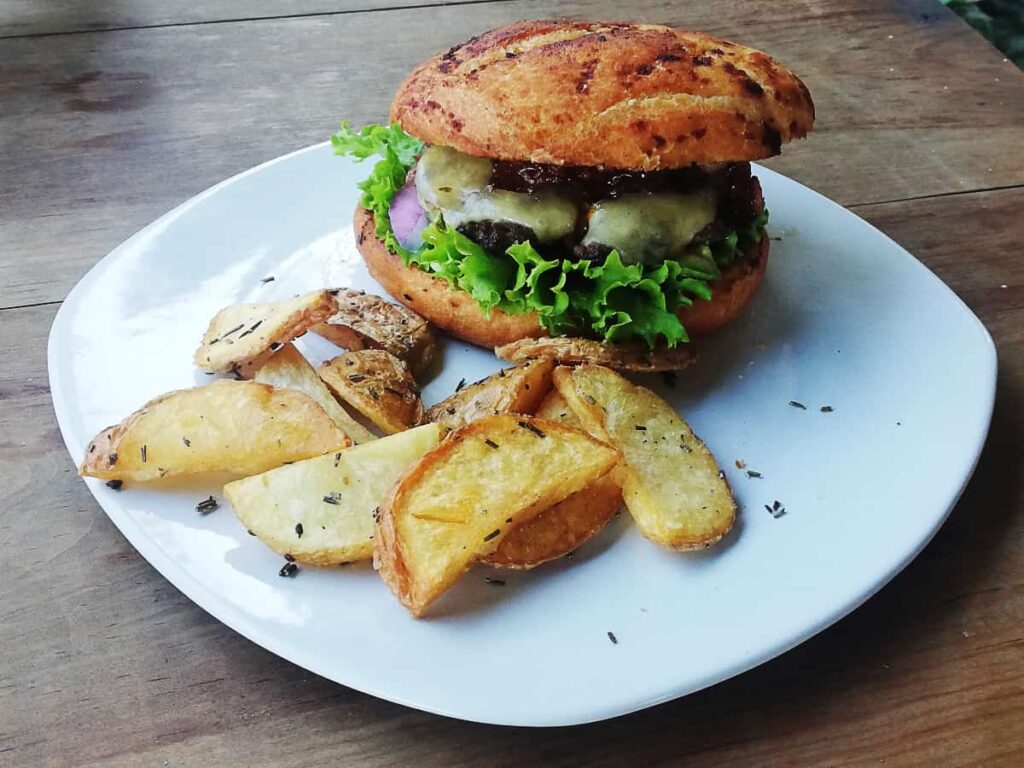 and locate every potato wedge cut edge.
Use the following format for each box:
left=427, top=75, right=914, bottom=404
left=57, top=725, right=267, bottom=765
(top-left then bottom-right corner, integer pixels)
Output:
left=374, top=414, right=621, bottom=616
left=225, top=423, right=441, bottom=565
left=553, top=365, right=735, bottom=551
left=80, top=379, right=349, bottom=482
